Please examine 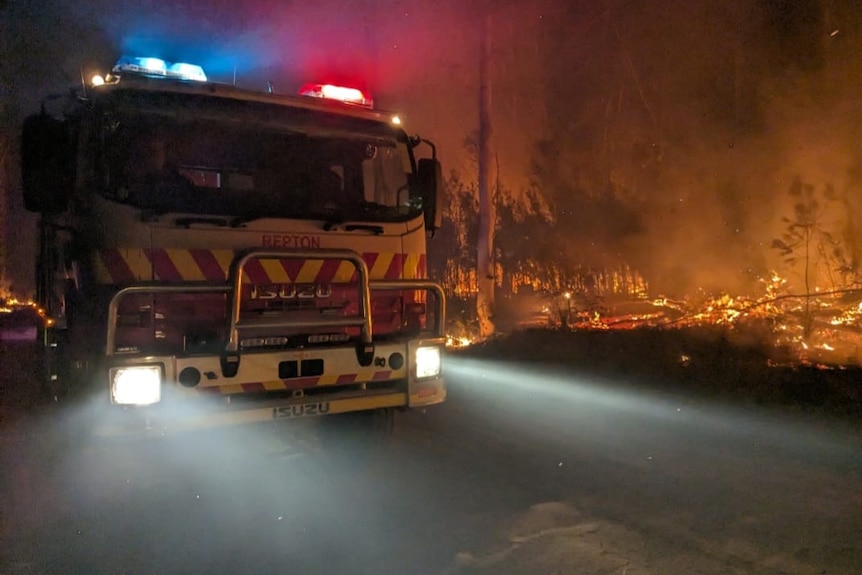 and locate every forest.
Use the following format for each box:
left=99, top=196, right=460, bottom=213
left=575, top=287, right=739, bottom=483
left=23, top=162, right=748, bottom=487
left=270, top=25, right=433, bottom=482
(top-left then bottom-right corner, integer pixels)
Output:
left=4, top=0, right=862, bottom=361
